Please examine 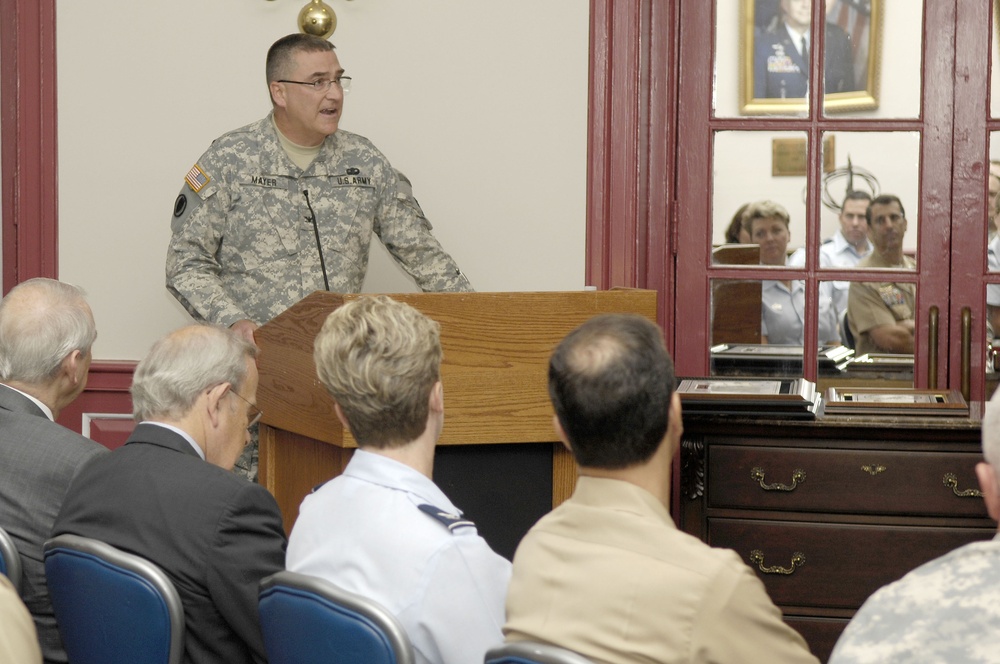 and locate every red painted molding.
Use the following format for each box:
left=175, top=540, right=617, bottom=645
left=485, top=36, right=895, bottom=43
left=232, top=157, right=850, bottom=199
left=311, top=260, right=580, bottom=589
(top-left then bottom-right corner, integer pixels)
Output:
left=0, top=0, right=60, bottom=292
left=57, top=362, right=137, bottom=445
left=587, top=0, right=677, bottom=343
